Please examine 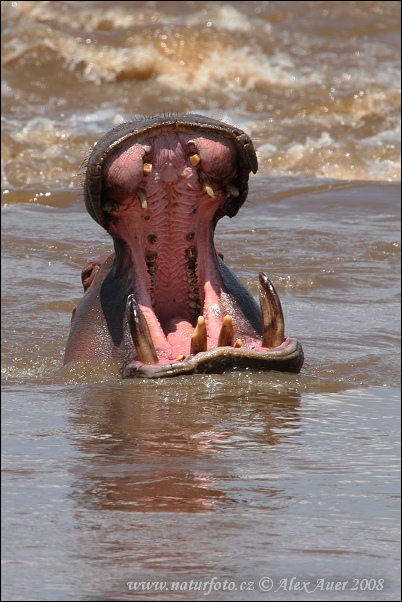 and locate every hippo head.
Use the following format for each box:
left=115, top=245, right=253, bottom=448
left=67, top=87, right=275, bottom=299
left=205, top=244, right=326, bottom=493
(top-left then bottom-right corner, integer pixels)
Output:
left=65, top=114, right=304, bottom=378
